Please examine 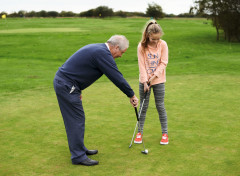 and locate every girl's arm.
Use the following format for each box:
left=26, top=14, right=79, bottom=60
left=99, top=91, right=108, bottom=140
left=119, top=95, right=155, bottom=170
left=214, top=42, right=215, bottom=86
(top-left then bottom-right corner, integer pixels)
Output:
left=153, top=41, right=168, bottom=78
left=138, top=44, right=150, bottom=92
left=138, top=44, right=148, bottom=83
